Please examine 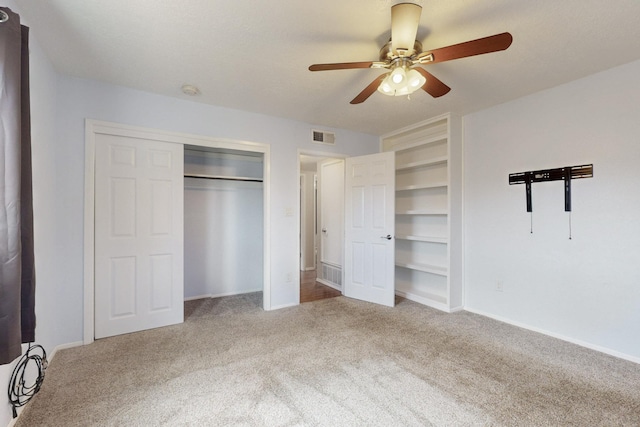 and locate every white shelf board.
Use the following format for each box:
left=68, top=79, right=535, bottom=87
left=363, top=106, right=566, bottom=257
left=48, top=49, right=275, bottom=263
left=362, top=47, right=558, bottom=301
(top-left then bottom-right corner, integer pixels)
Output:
left=396, top=182, right=448, bottom=191
left=391, top=133, right=448, bottom=153
left=395, top=235, right=448, bottom=244
left=396, top=155, right=448, bottom=171
left=395, top=261, right=448, bottom=276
